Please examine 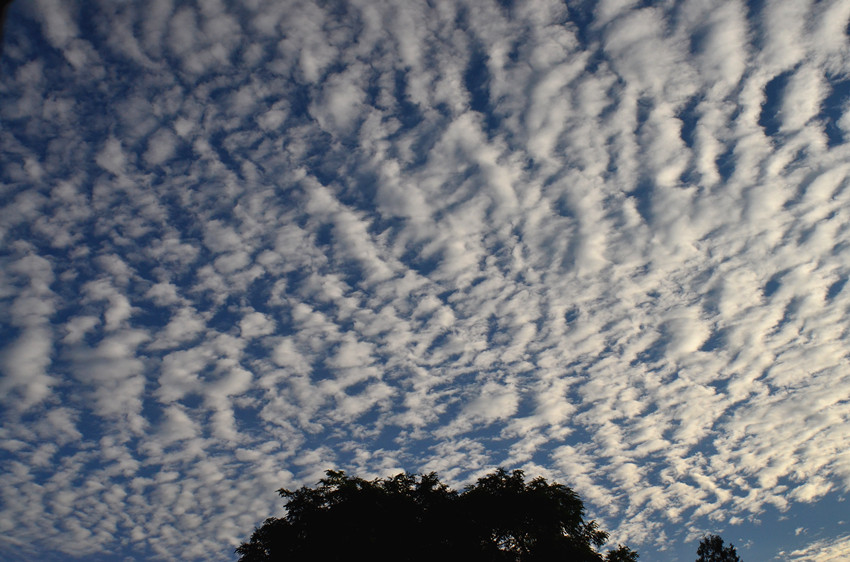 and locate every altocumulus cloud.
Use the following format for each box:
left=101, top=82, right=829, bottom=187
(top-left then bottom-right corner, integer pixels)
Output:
left=2, top=0, right=850, bottom=560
